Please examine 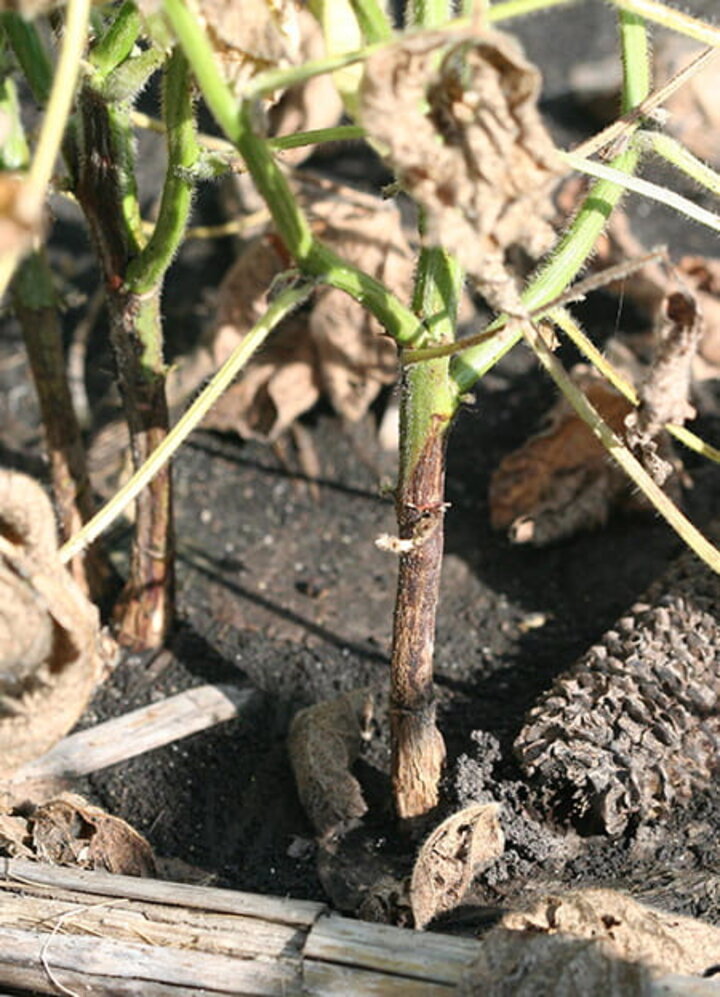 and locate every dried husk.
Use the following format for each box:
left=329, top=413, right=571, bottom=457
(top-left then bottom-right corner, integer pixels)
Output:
left=360, top=27, right=559, bottom=313
left=410, top=802, right=504, bottom=930
left=288, top=688, right=373, bottom=844
left=515, top=540, right=720, bottom=835
left=0, top=471, right=112, bottom=776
